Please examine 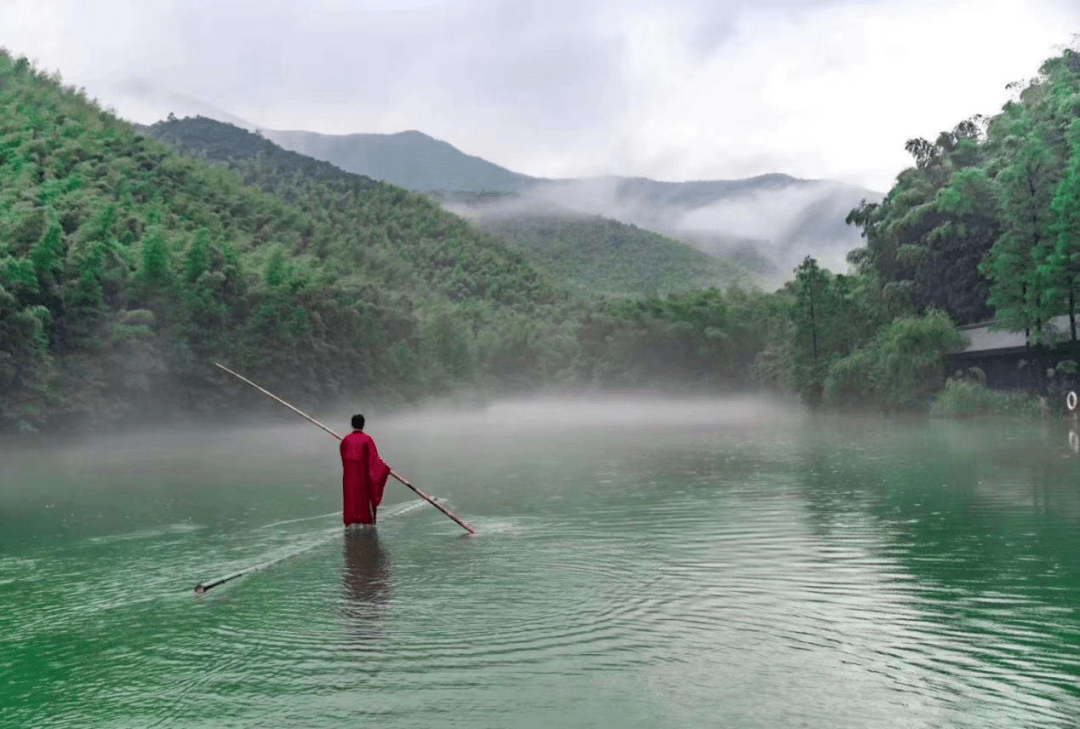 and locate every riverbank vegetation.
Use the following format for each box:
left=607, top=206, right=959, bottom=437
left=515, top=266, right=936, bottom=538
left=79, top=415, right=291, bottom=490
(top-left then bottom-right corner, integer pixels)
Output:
left=2, top=45, right=1079, bottom=432
left=830, top=45, right=1080, bottom=414
left=929, top=379, right=1044, bottom=419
